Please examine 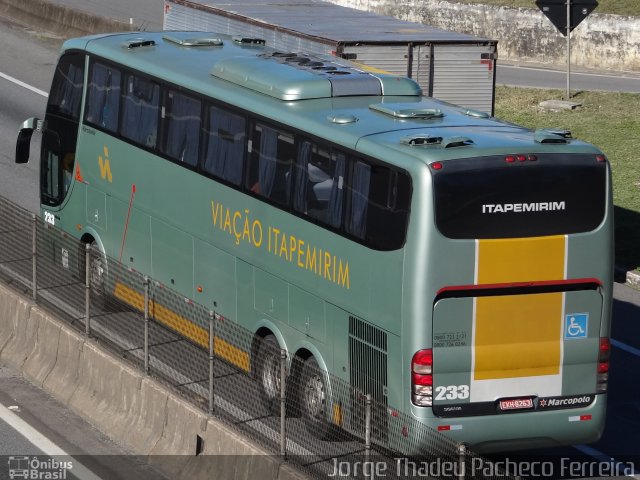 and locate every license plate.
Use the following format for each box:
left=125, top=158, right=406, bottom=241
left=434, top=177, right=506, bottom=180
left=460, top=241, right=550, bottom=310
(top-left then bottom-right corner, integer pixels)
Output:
left=499, top=398, right=534, bottom=411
